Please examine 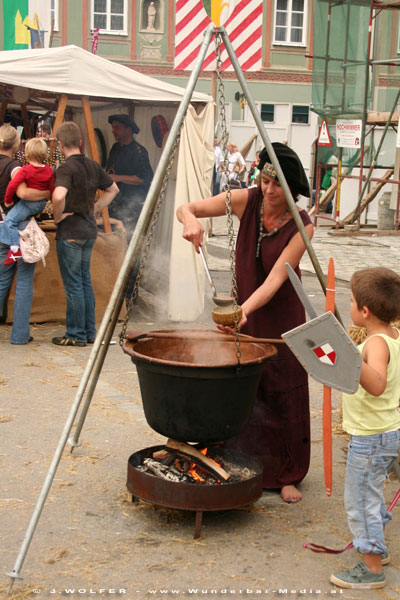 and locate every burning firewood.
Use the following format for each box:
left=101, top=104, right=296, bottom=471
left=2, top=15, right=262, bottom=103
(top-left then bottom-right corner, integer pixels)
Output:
left=141, top=458, right=192, bottom=482
left=152, top=449, right=171, bottom=461
left=165, top=439, right=231, bottom=481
